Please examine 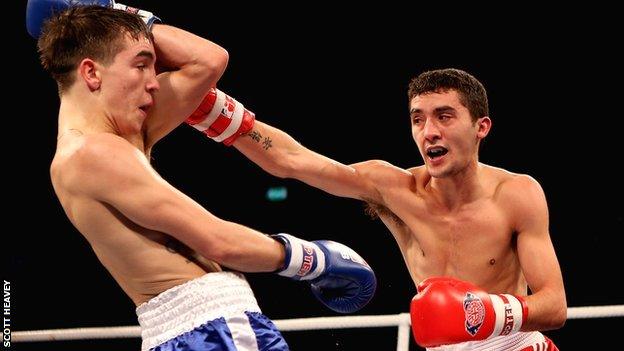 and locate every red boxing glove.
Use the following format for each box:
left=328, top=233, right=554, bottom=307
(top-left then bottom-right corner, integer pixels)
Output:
left=410, top=277, right=528, bottom=348
left=186, top=88, right=255, bottom=146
